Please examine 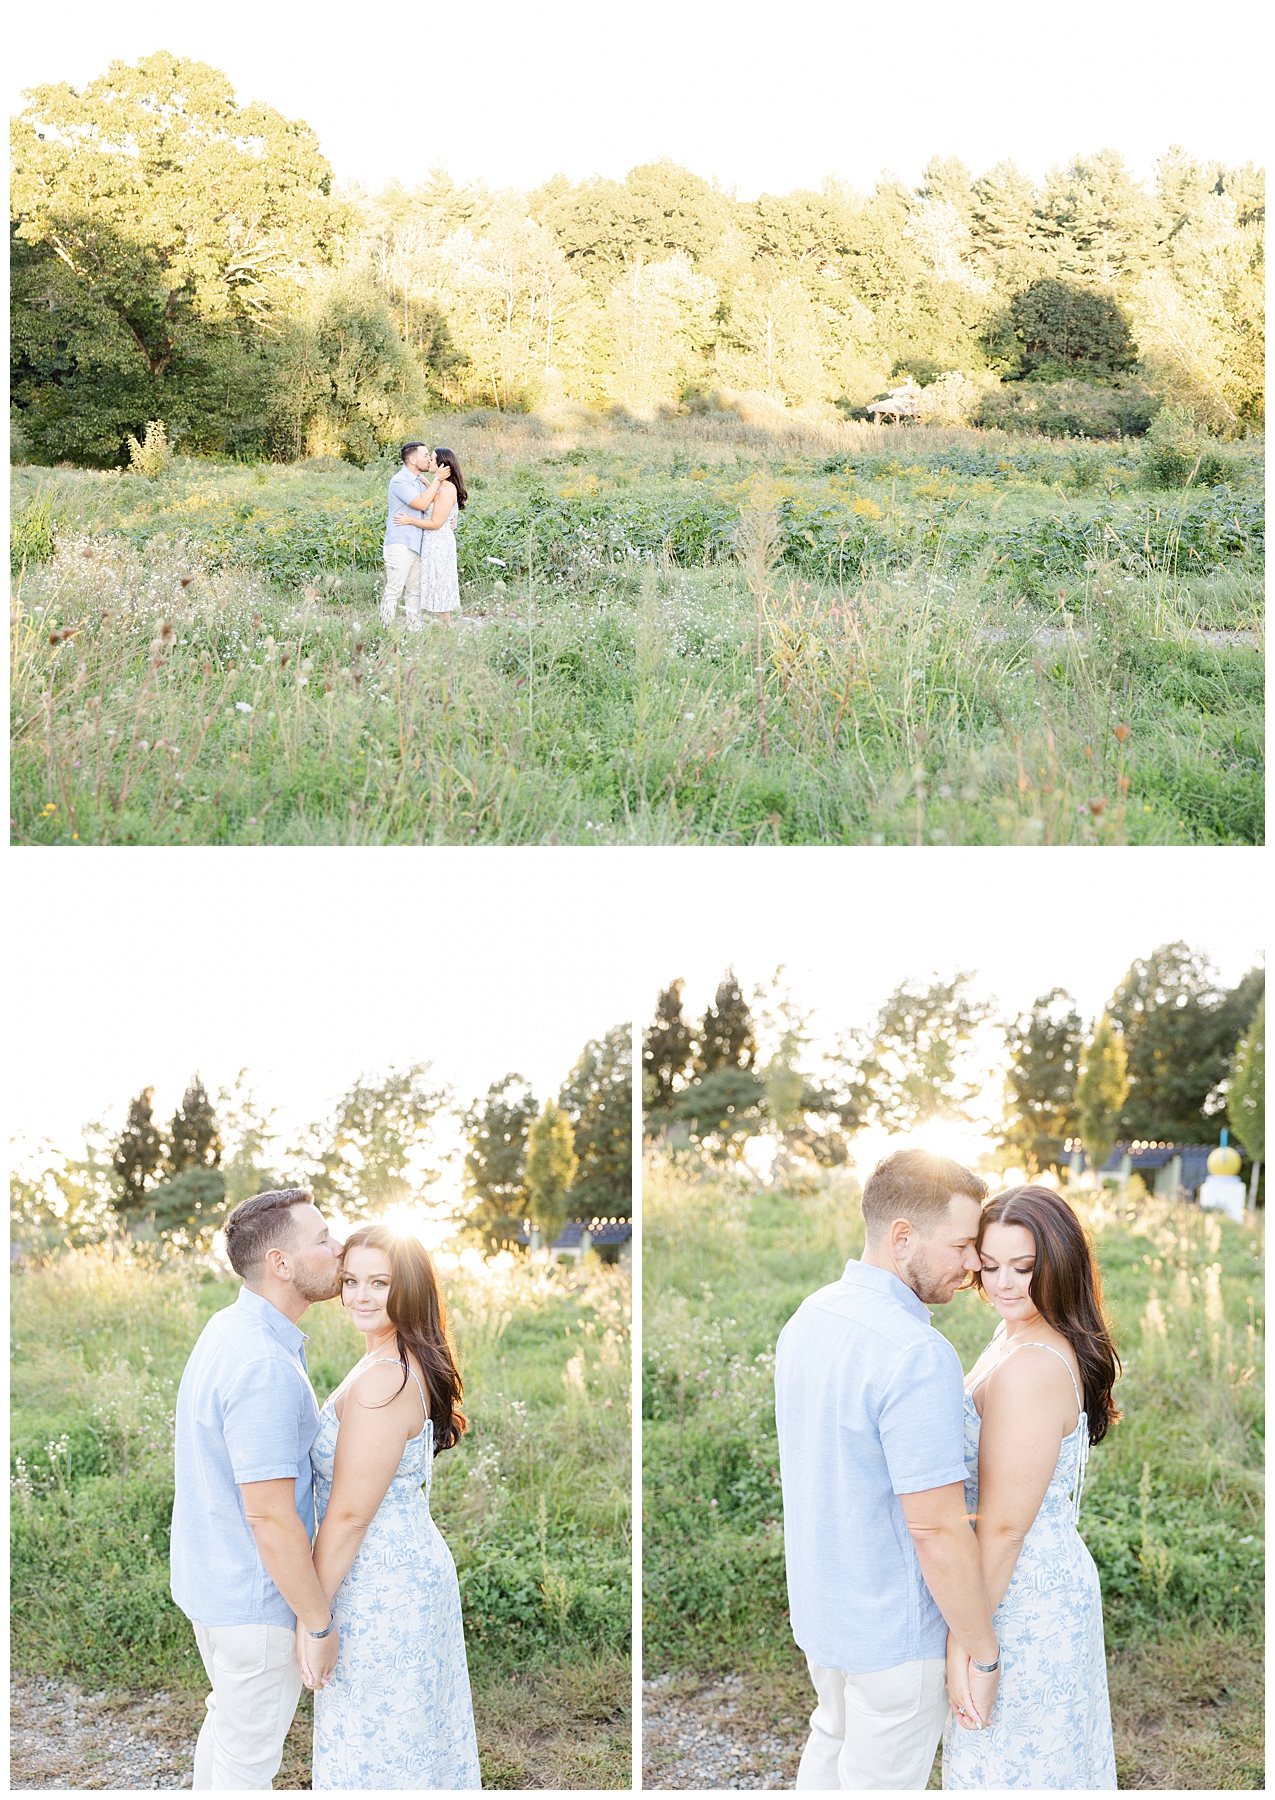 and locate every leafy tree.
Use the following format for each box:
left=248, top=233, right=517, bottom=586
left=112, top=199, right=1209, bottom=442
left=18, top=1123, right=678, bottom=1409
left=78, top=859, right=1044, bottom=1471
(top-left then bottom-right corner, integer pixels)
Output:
left=559, top=1026, right=631, bottom=1218
left=1001, top=990, right=1083, bottom=1174
left=296, top=1064, right=451, bottom=1220
left=660, top=1065, right=767, bottom=1159
left=855, top=973, right=992, bottom=1133
left=1227, top=998, right=1264, bottom=1174
left=643, top=980, right=695, bottom=1111
left=463, top=1074, right=538, bottom=1249
left=11, top=53, right=345, bottom=462
left=216, top=1071, right=283, bottom=1207
left=1108, top=944, right=1264, bottom=1141
left=695, top=970, right=757, bottom=1075
left=1076, top=1014, right=1129, bottom=1176
left=525, top=1100, right=578, bottom=1248
left=1006, top=279, right=1136, bottom=377
left=111, top=1088, right=165, bottom=1218
left=140, top=1166, right=227, bottom=1247
left=167, top=1074, right=222, bottom=1175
